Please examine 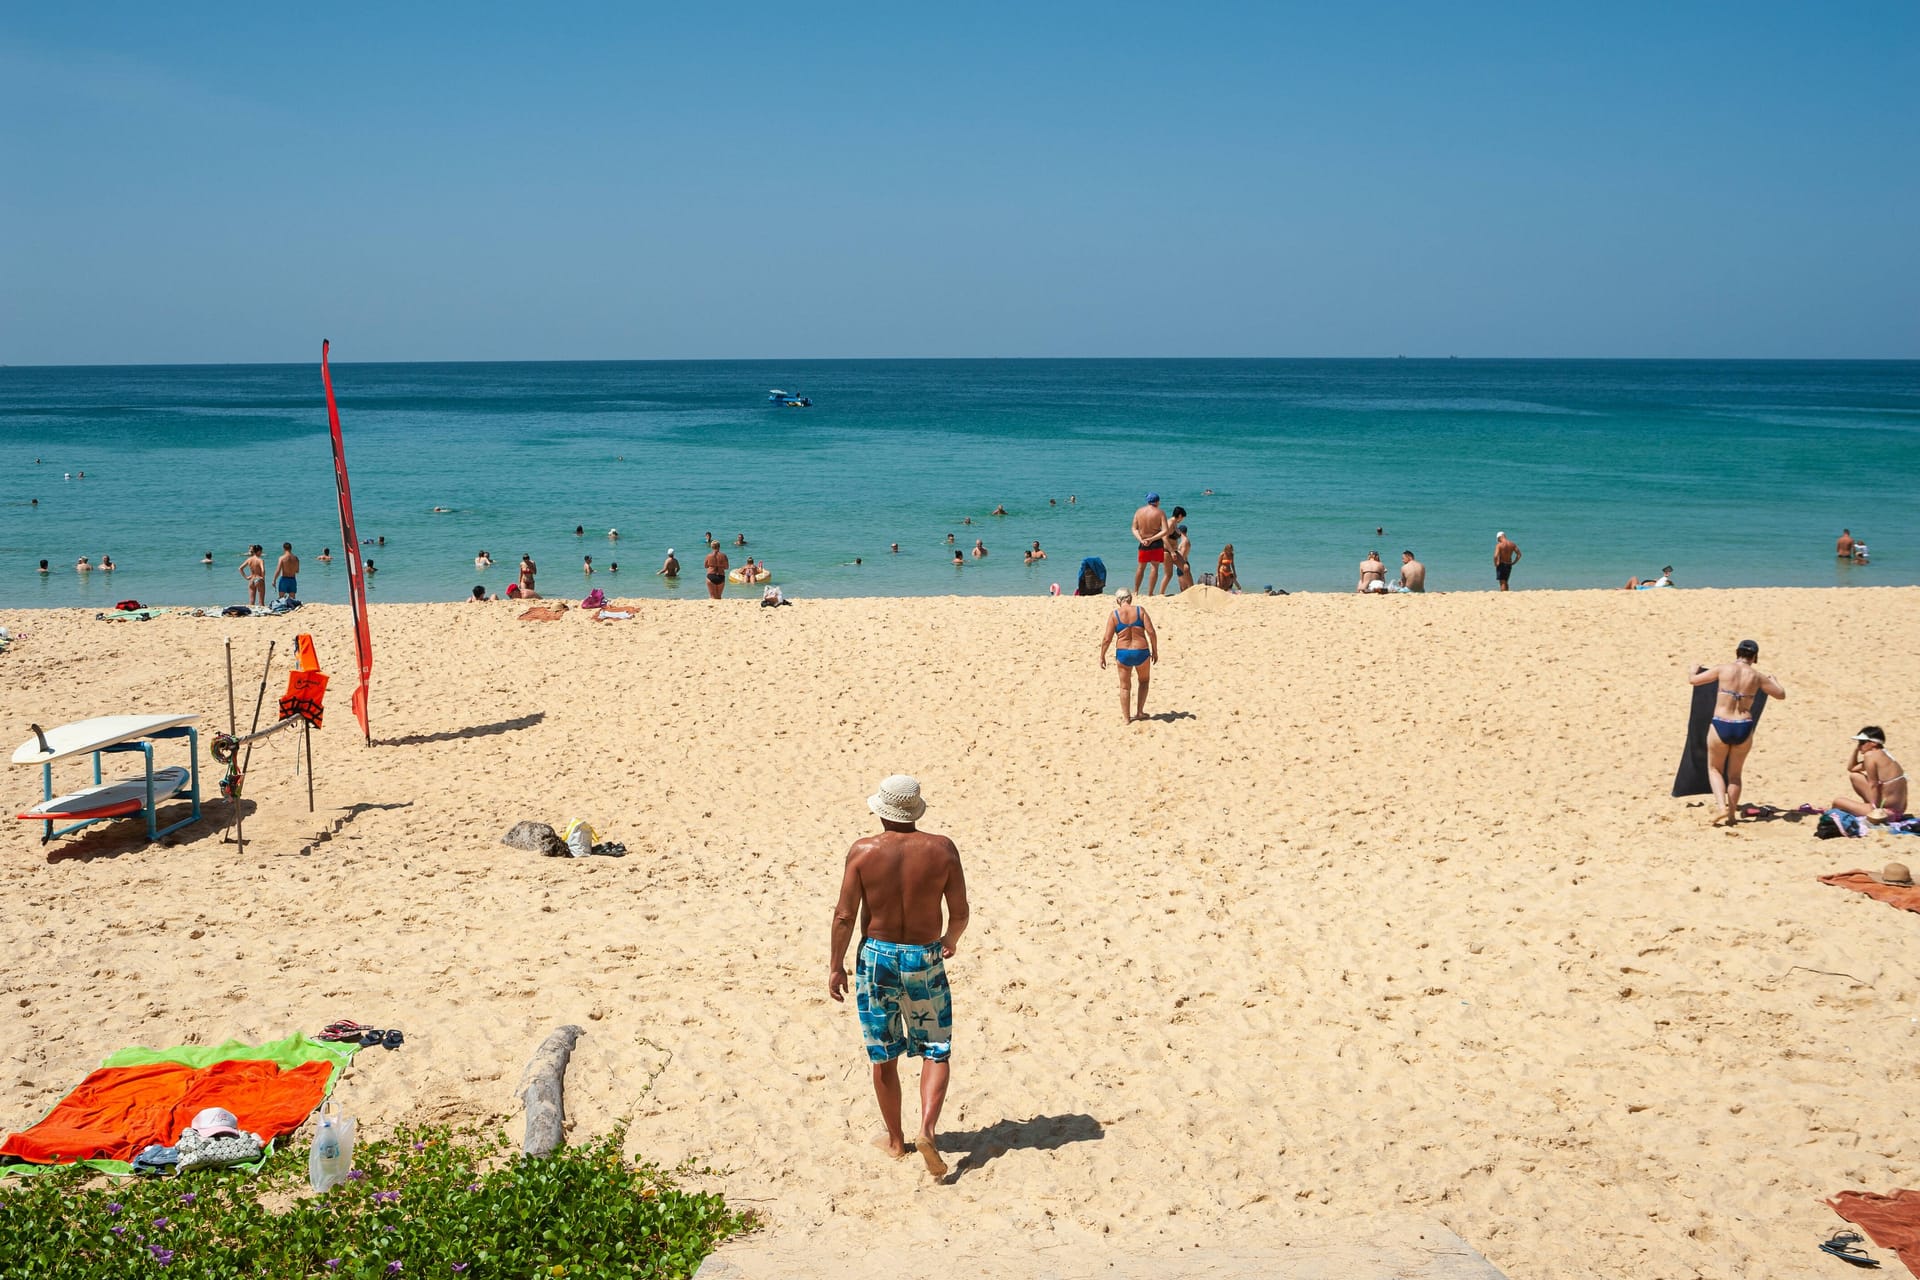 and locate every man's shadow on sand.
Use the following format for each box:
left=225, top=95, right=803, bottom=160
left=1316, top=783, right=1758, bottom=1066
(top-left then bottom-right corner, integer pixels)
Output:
left=935, top=1113, right=1103, bottom=1183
